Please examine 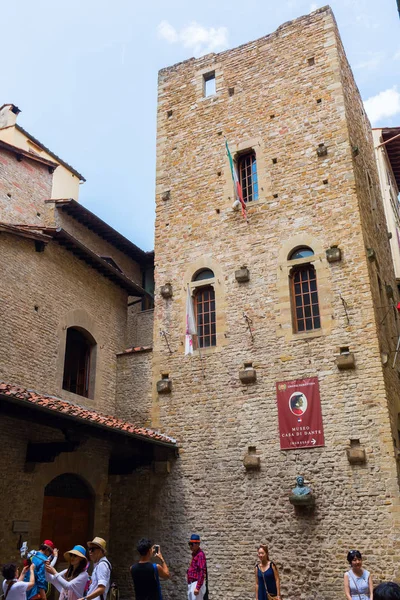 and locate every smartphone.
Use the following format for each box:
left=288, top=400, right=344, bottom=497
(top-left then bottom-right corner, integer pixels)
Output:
left=154, top=545, right=160, bottom=554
